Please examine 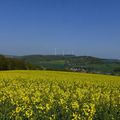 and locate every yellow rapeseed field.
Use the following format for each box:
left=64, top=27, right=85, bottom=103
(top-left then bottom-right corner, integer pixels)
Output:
left=0, top=70, right=120, bottom=120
